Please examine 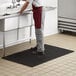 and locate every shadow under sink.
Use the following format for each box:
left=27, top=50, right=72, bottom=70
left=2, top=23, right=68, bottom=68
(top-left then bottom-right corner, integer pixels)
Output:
left=2, top=13, right=10, bottom=16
